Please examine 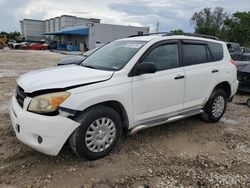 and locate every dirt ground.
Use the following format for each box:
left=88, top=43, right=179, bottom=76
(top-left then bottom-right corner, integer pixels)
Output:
left=0, top=49, right=250, bottom=188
